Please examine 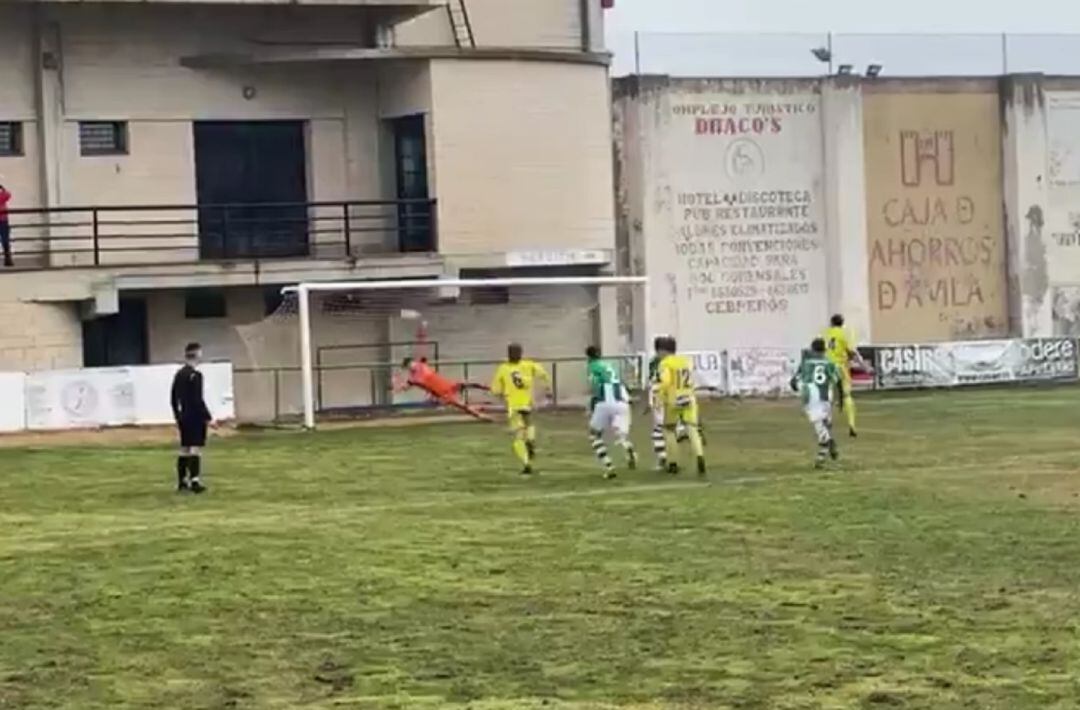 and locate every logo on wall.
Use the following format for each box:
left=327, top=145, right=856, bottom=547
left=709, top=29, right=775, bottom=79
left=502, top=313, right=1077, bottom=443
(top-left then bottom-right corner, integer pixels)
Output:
left=61, top=380, right=99, bottom=418
left=900, top=130, right=955, bottom=187
left=724, top=139, right=765, bottom=179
